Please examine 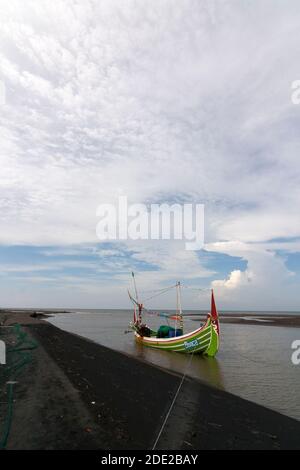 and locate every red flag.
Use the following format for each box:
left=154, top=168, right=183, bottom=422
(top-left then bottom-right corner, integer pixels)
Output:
left=211, top=289, right=220, bottom=334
